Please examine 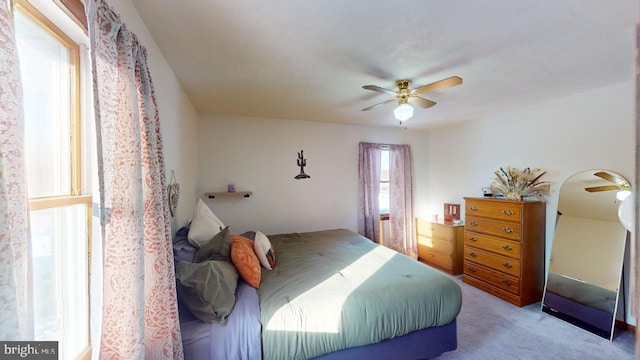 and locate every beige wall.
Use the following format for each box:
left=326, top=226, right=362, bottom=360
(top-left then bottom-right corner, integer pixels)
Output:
left=428, top=81, right=634, bottom=249
left=427, top=80, right=634, bottom=251
left=196, top=115, right=429, bottom=235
